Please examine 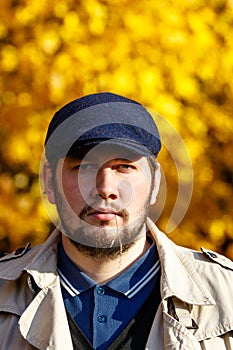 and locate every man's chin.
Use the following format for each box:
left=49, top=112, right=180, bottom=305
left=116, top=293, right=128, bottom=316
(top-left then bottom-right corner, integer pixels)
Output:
left=61, top=221, right=136, bottom=249
left=69, top=239, right=135, bottom=260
